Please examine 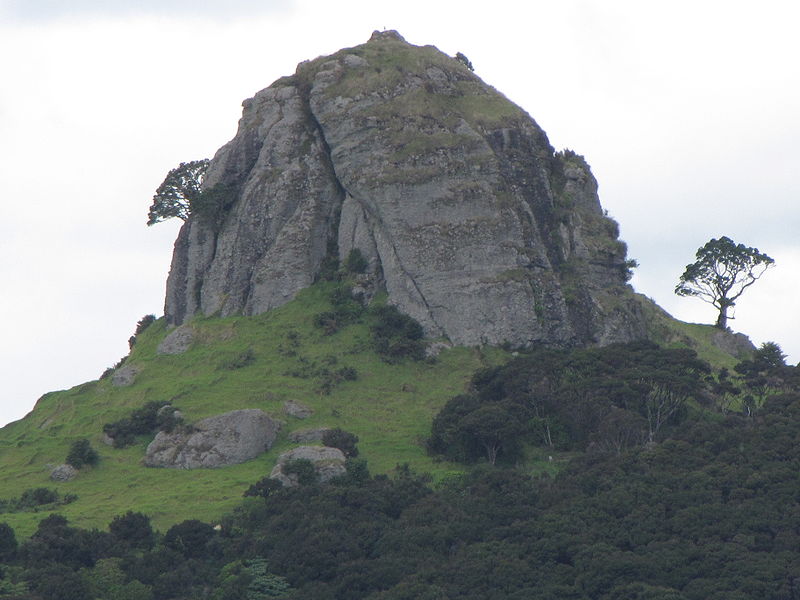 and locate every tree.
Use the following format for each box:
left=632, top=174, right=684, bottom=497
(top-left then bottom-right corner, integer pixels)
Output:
left=146, top=159, right=209, bottom=225
left=675, top=236, right=774, bottom=329
left=455, top=52, right=474, bottom=71
left=109, top=511, right=155, bottom=550
left=65, top=438, right=99, bottom=469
